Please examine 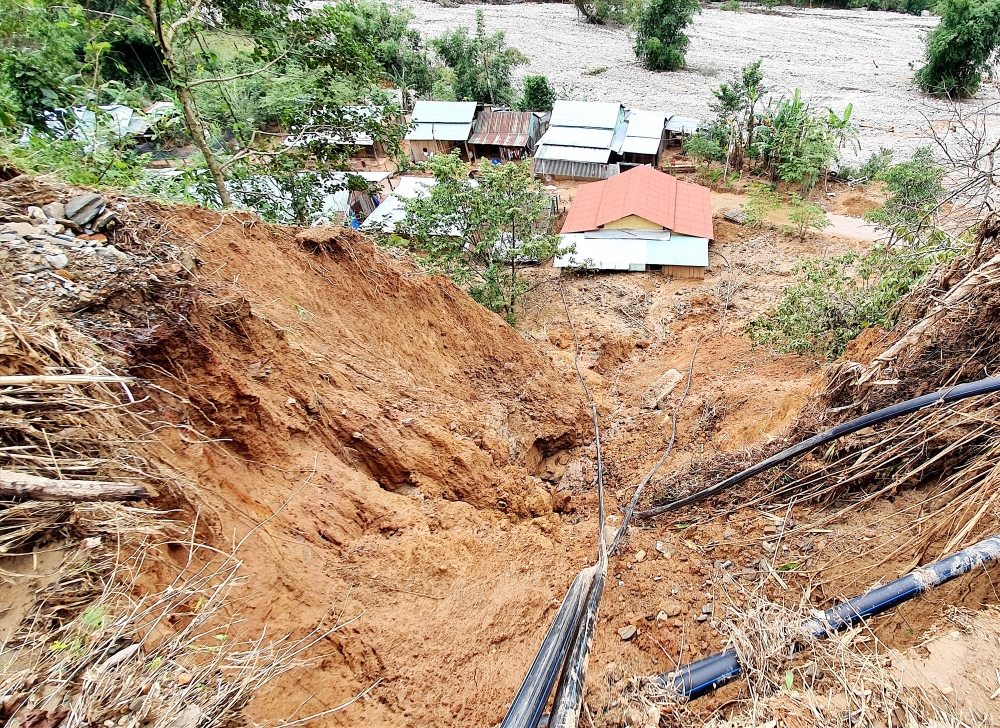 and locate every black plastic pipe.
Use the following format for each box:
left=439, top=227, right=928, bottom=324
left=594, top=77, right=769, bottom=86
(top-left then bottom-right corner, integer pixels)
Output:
left=549, top=568, right=606, bottom=727
left=637, top=375, right=1000, bottom=519
left=655, top=532, right=1000, bottom=700
left=500, top=569, right=594, bottom=728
